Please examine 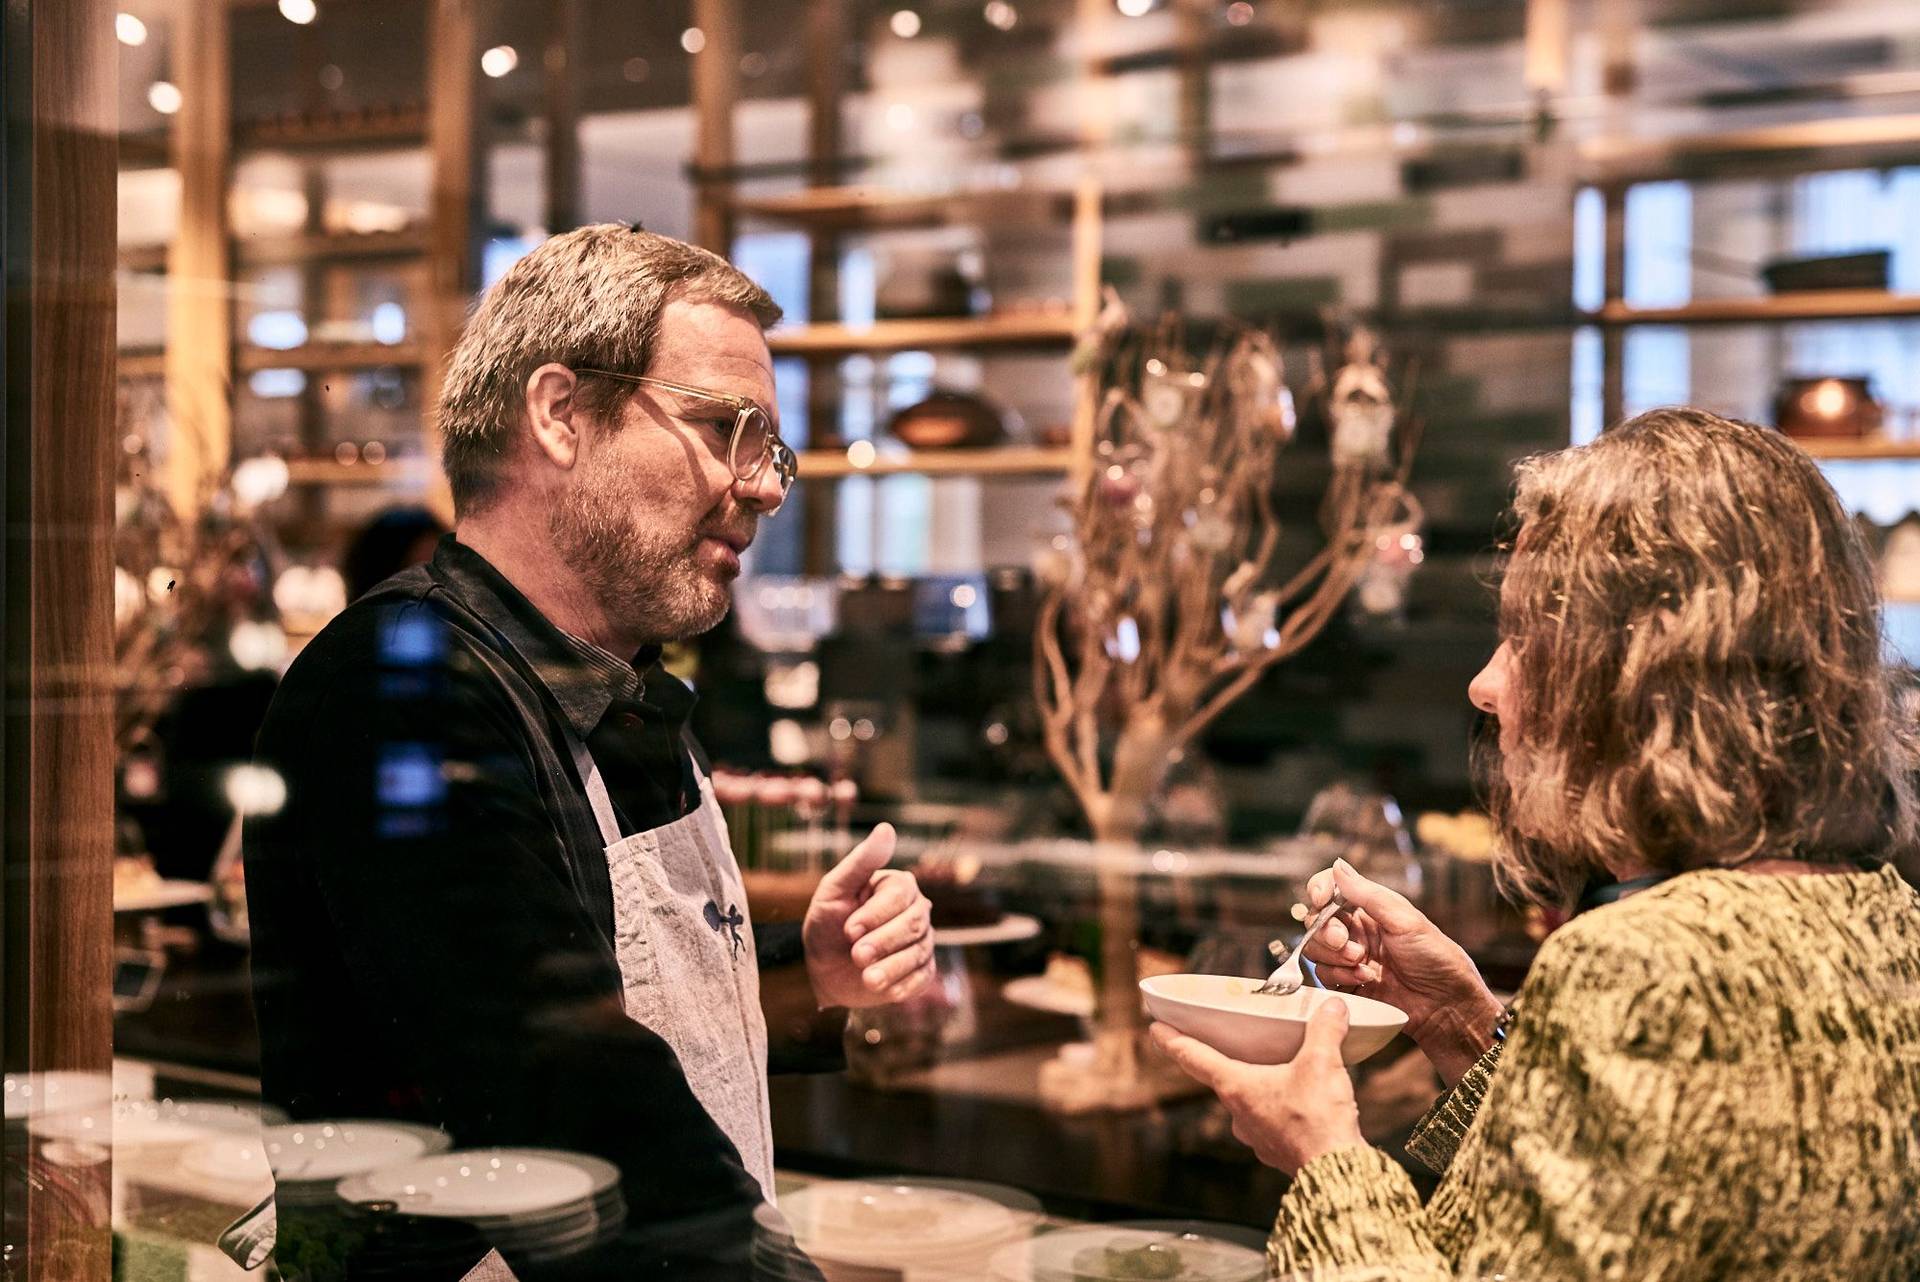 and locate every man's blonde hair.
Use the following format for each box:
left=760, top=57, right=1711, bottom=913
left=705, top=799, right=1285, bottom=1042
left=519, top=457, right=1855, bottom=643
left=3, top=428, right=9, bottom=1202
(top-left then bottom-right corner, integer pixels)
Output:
left=1483, top=407, right=1918, bottom=906
left=436, top=224, right=781, bottom=516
